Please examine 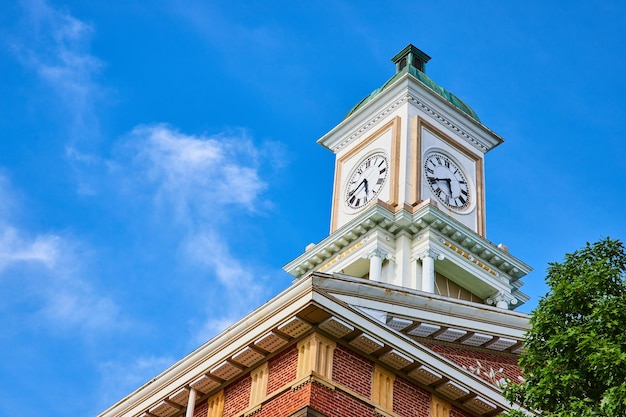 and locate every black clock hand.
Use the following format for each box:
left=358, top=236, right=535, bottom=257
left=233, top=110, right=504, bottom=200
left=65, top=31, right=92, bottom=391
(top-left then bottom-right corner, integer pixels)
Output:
left=349, top=178, right=367, bottom=197
left=433, top=177, right=453, bottom=196
left=444, top=179, right=453, bottom=196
